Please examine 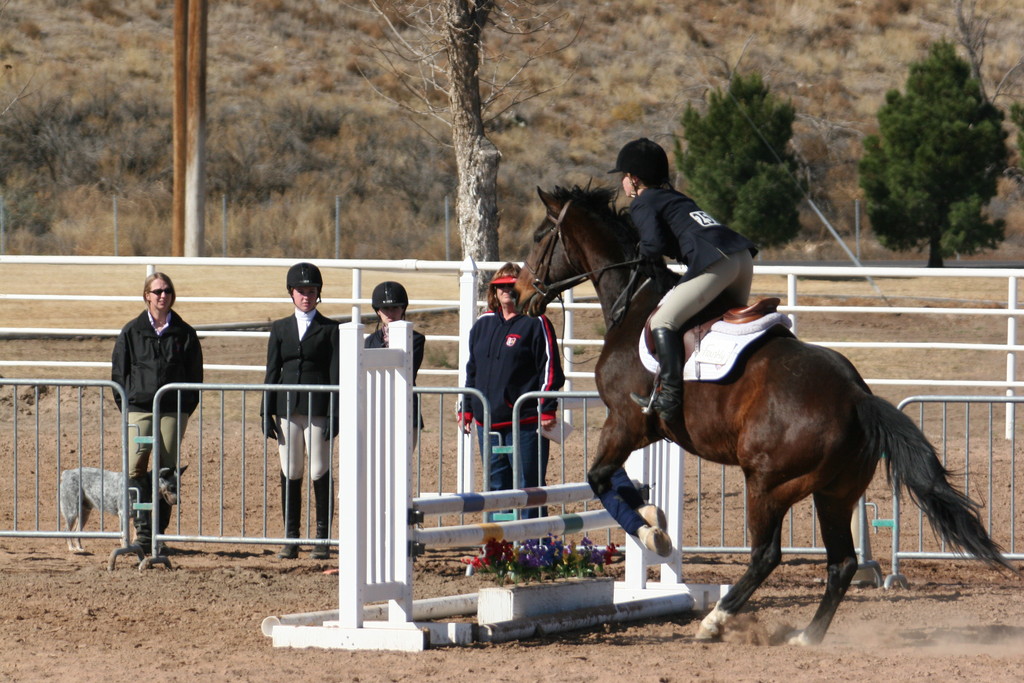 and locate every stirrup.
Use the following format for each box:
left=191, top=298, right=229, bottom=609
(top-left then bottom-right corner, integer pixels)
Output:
left=632, top=389, right=680, bottom=420
left=631, top=390, right=656, bottom=414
